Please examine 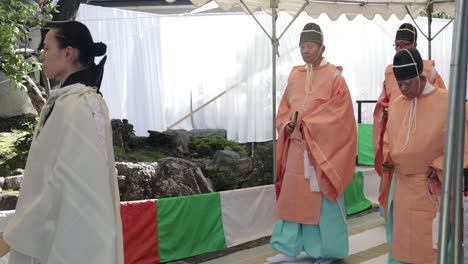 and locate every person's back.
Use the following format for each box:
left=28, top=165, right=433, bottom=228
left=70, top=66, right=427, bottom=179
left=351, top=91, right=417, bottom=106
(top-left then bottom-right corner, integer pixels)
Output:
left=3, top=21, right=124, bottom=264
